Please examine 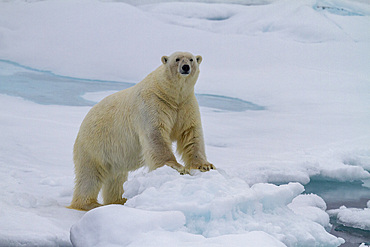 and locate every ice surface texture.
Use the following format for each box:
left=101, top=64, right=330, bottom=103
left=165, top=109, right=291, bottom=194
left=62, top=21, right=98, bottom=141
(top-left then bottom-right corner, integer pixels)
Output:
left=328, top=205, right=370, bottom=231
left=71, top=167, right=343, bottom=247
